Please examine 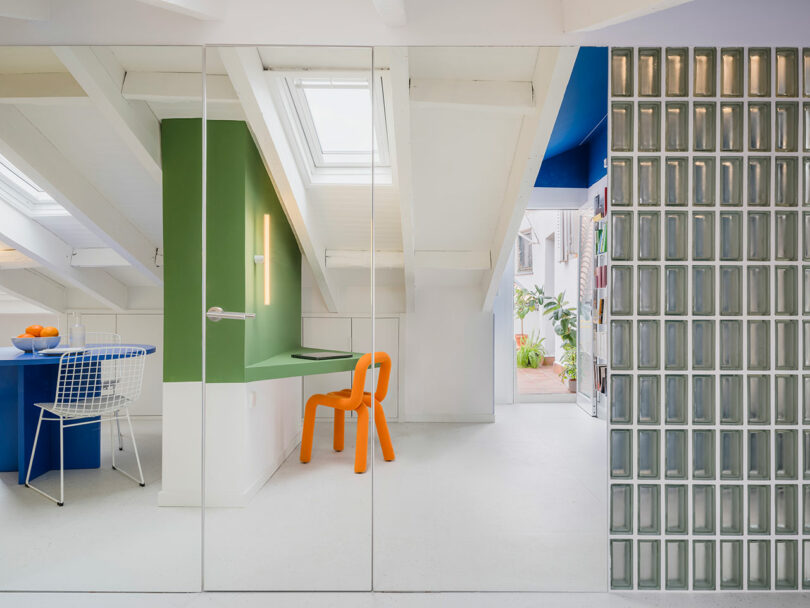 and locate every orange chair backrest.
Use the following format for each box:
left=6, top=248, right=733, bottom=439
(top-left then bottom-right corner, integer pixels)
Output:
left=350, top=352, right=392, bottom=403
